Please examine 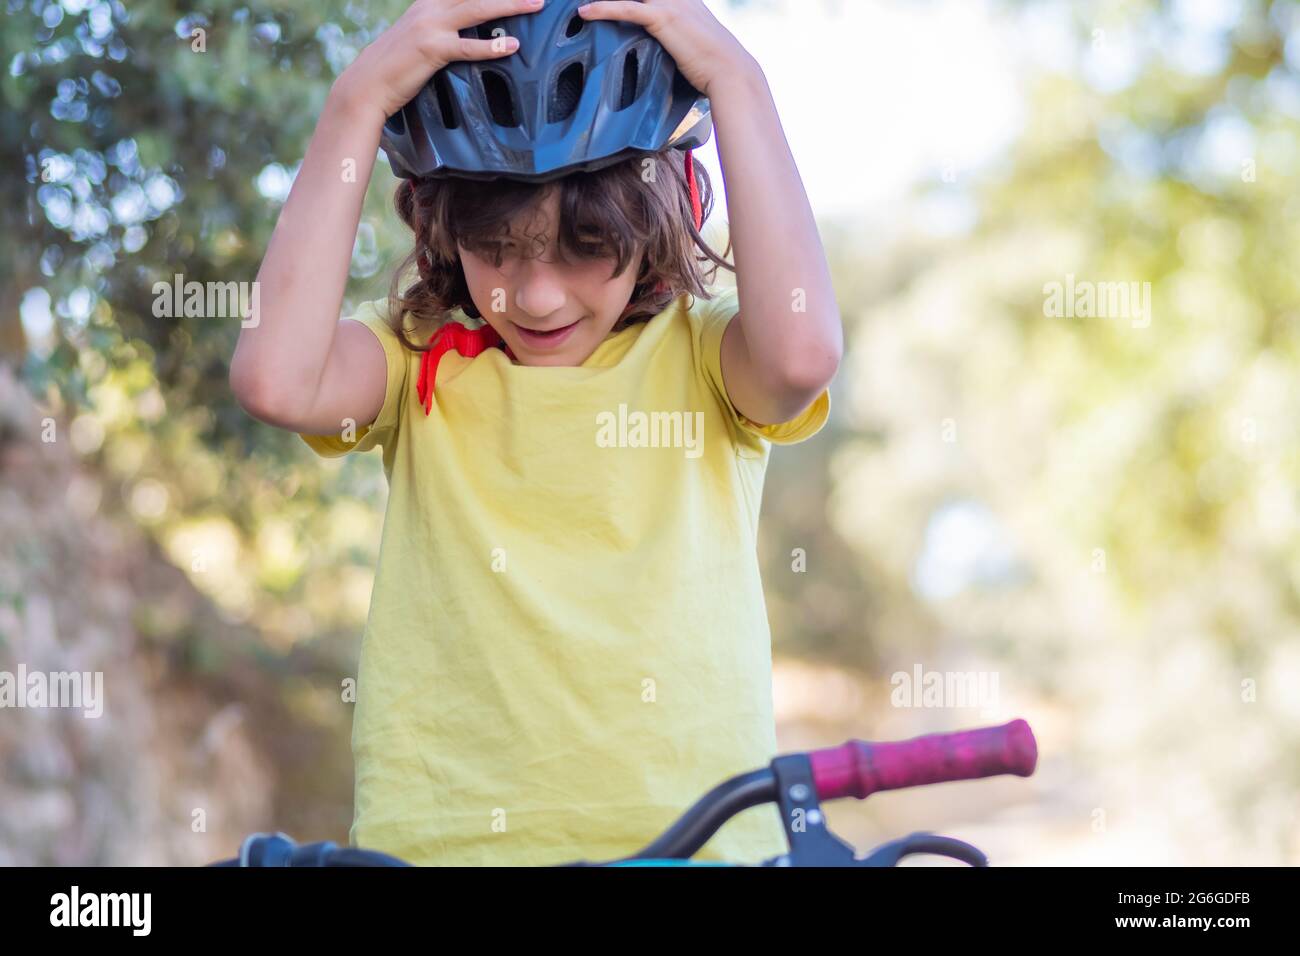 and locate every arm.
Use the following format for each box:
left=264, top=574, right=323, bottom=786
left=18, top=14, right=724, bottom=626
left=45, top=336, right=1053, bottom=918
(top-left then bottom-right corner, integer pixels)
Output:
left=709, top=65, right=843, bottom=426
left=229, top=0, right=537, bottom=433
left=229, top=87, right=387, bottom=433
left=578, top=1, right=843, bottom=426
